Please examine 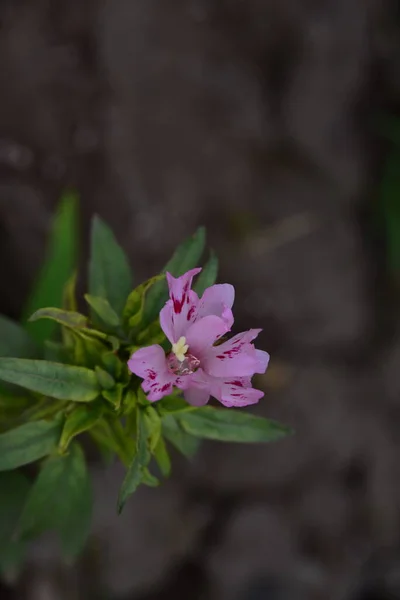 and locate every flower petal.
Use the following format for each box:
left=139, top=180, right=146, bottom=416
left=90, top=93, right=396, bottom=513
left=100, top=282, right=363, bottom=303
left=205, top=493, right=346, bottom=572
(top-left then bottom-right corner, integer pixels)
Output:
left=128, top=345, right=175, bottom=402
left=219, top=378, right=264, bottom=407
left=197, top=284, right=235, bottom=328
left=255, top=349, right=270, bottom=374
left=184, top=387, right=210, bottom=407
left=165, top=269, right=201, bottom=341
left=185, top=315, right=229, bottom=358
left=159, top=301, right=174, bottom=343
left=203, top=329, right=264, bottom=378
